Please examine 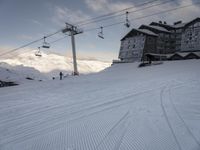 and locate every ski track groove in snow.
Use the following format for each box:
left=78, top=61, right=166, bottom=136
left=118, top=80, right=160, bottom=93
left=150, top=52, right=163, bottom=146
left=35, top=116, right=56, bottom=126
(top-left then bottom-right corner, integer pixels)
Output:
left=0, top=78, right=173, bottom=126
left=160, top=87, right=182, bottom=150
left=159, top=82, right=200, bottom=150
left=0, top=86, right=163, bottom=146
left=168, top=85, right=200, bottom=148
left=1, top=80, right=175, bottom=148
left=0, top=81, right=168, bottom=127
left=95, top=111, right=130, bottom=150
